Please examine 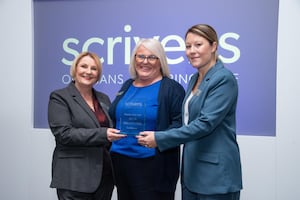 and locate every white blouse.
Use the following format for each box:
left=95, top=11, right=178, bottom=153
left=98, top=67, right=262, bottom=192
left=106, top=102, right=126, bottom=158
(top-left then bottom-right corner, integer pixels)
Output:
left=183, top=92, right=194, bottom=125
